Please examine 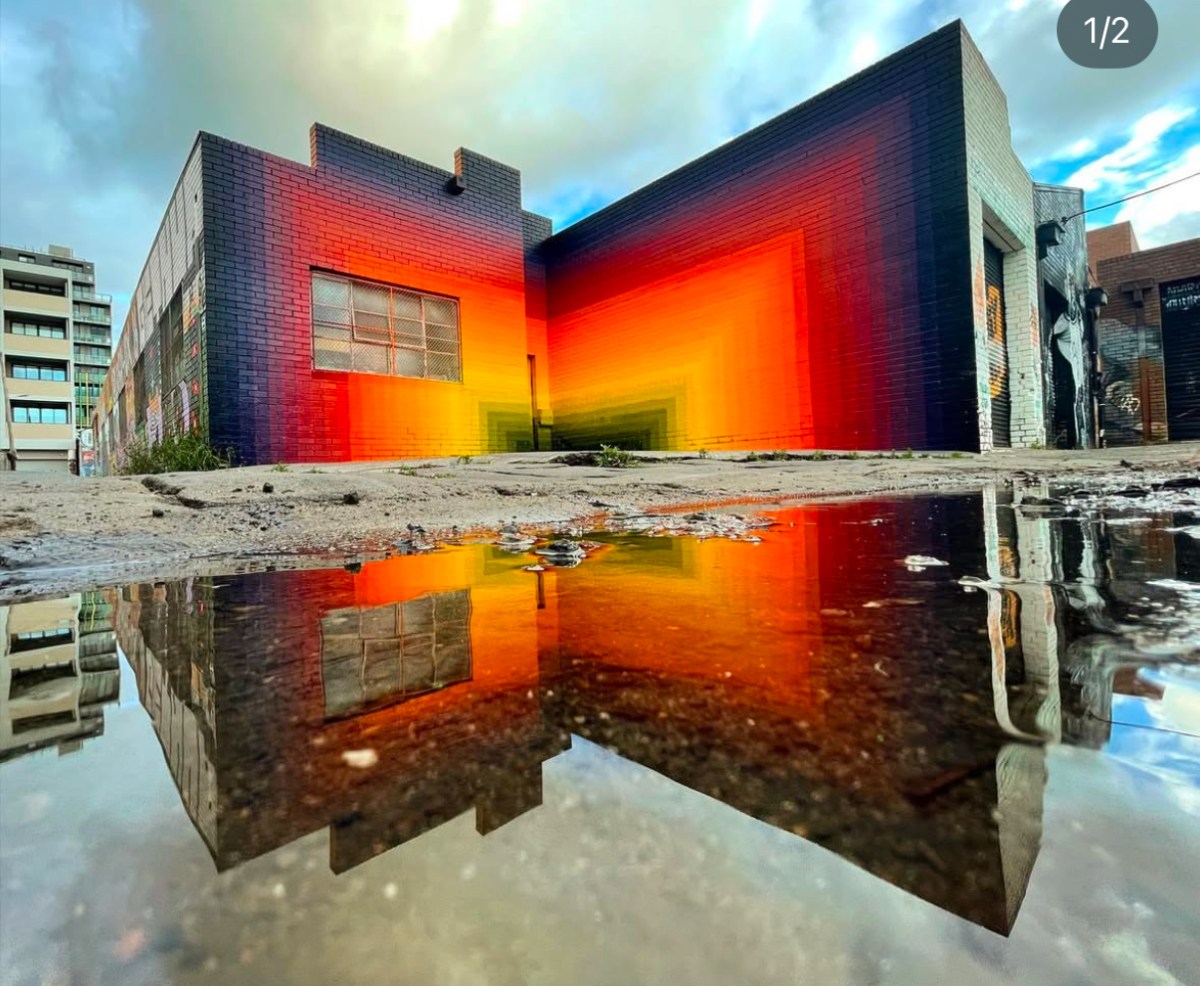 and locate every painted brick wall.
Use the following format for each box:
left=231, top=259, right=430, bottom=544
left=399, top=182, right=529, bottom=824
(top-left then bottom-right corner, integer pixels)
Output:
left=1087, top=222, right=1140, bottom=269
left=1095, top=237, right=1200, bottom=444
left=1034, top=183, right=1094, bottom=448
left=961, top=30, right=1043, bottom=450
left=522, top=211, right=553, bottom=448
left=95, top=144, right=207, bottom=473
left=540, top=22, right=974, bottom=453
left=201, top=126, right=540, bottom=463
